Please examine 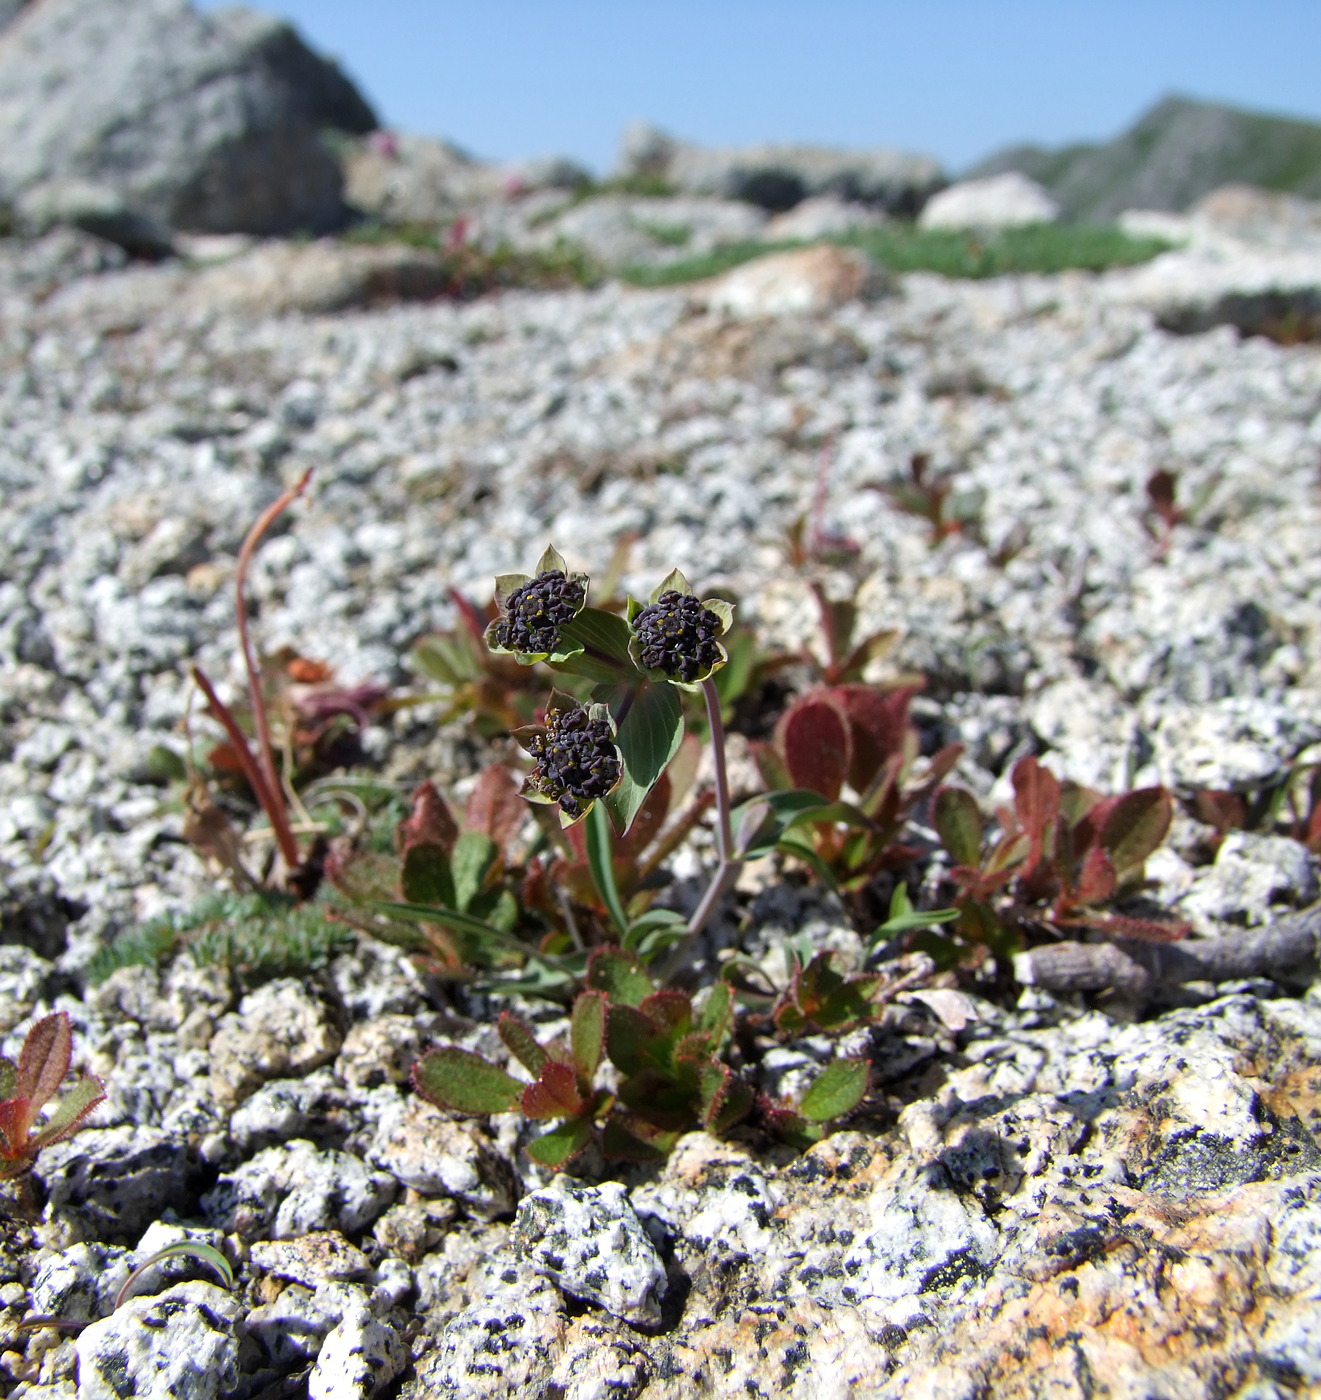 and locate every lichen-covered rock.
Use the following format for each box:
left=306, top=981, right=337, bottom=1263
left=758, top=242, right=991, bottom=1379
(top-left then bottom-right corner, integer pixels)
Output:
left=74, top=1281, right=241, bottom=1400
left=208, top=977, right=342, bottom=1105
left=34, top=1126, right=188, bottom=1239
left=308, top=1304, right=409, bottom=1400
left=512, top=1177, right=667, bottom=1328
left=369, top=1097, right=517, bottom=1219
left=29, top=1243, right=131, bottom=1325
left=251, top=1230, right=370, bottom=1287
left=412, top=1275, right=567, bottom=1398
left=201, top=1139, right=395, bottom=1241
